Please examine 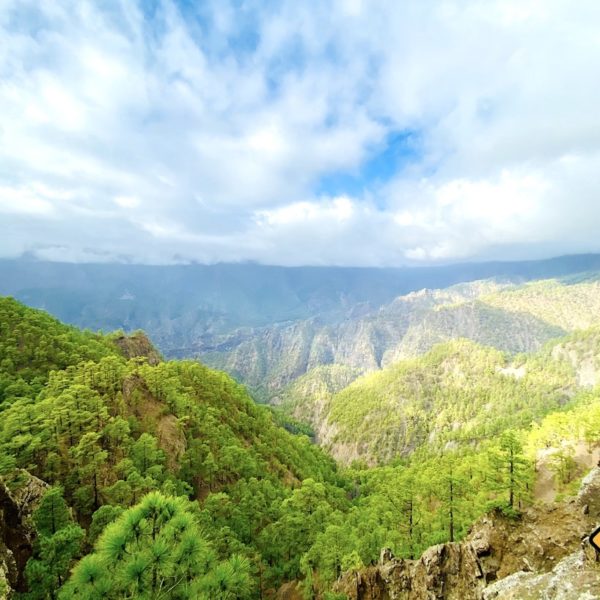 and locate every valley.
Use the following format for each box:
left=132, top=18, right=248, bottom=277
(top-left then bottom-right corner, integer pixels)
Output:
left=4, top=256, right=600, bottom=403
left=1, top=257, right=600, bottom=598
left=207, top=274, right=600, bottom=403
left=3, top=1, right=599, bottom=597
